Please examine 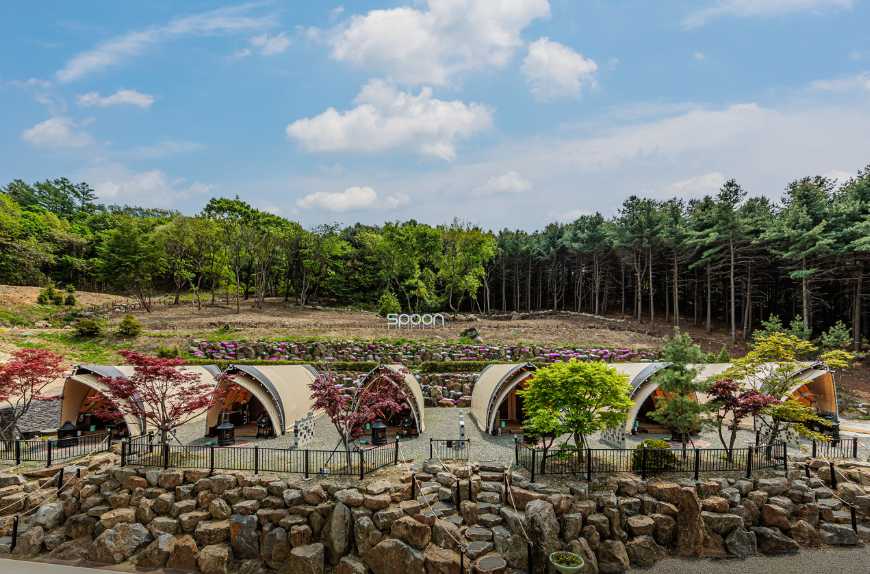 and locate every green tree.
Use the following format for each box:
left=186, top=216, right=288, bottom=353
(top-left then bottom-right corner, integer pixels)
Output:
left=650, top=329, right=707, bottom=449
left=96, top=217, right=164, bottom=311
left=436, top=220, right=496, bottom=311
left=519, top=359, right=633, bottom=450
